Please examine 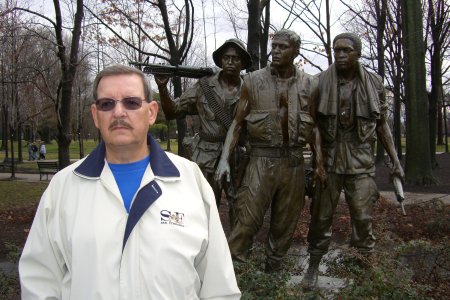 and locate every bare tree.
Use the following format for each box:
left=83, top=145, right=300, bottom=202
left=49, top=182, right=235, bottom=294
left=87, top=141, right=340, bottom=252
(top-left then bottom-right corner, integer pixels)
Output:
left=384, top=0, right=405, bottom=159
left=13, top=0, right=84, bottom=168
left=275, top=0, right=333, bottom=71
left=86, top=0, right=195, bottom=156
left=214, top=0, right=270, bottom=70
left=424, top=0, right=450, bottom=167
left=1, top=2, right=58, bottom=177
left=246, top=0, right=271, bottom=71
